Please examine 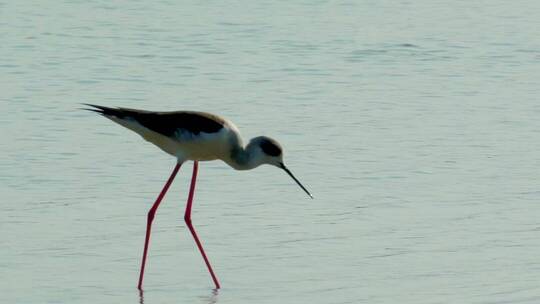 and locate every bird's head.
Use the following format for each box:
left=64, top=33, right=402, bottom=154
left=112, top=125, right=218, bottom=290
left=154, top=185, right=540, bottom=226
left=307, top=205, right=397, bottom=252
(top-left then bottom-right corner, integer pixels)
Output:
left=249, top=136, right=313, bottom=198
